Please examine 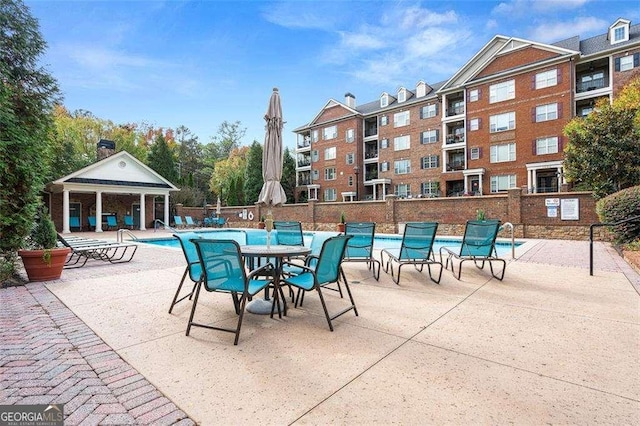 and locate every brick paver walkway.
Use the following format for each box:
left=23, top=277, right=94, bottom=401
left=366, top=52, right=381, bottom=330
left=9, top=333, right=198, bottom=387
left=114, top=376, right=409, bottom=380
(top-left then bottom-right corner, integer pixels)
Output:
left=0, top=283, right=195, bottom=425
